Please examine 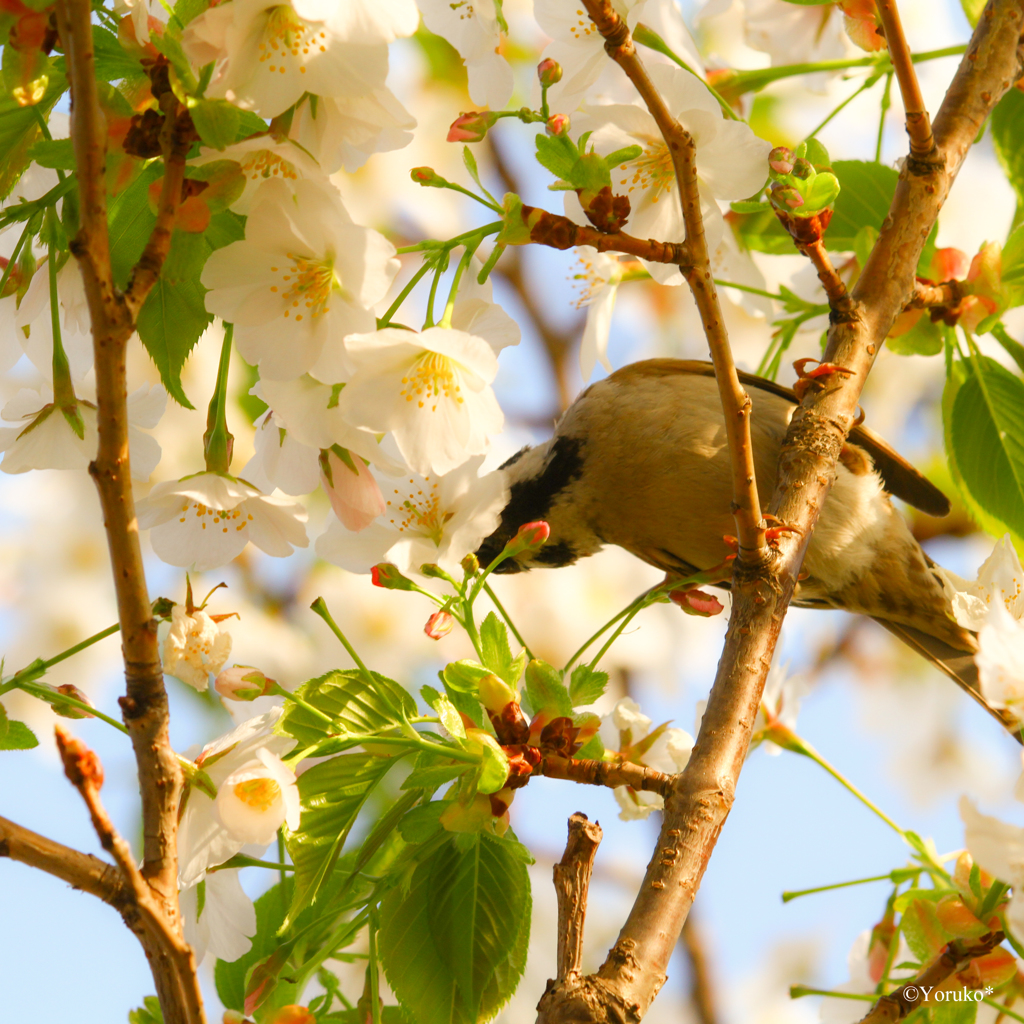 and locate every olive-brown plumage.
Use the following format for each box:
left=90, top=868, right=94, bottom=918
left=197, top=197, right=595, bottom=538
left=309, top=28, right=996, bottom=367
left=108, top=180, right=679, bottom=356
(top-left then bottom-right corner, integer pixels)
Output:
left=477, top=359, right=1015, bottom=735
